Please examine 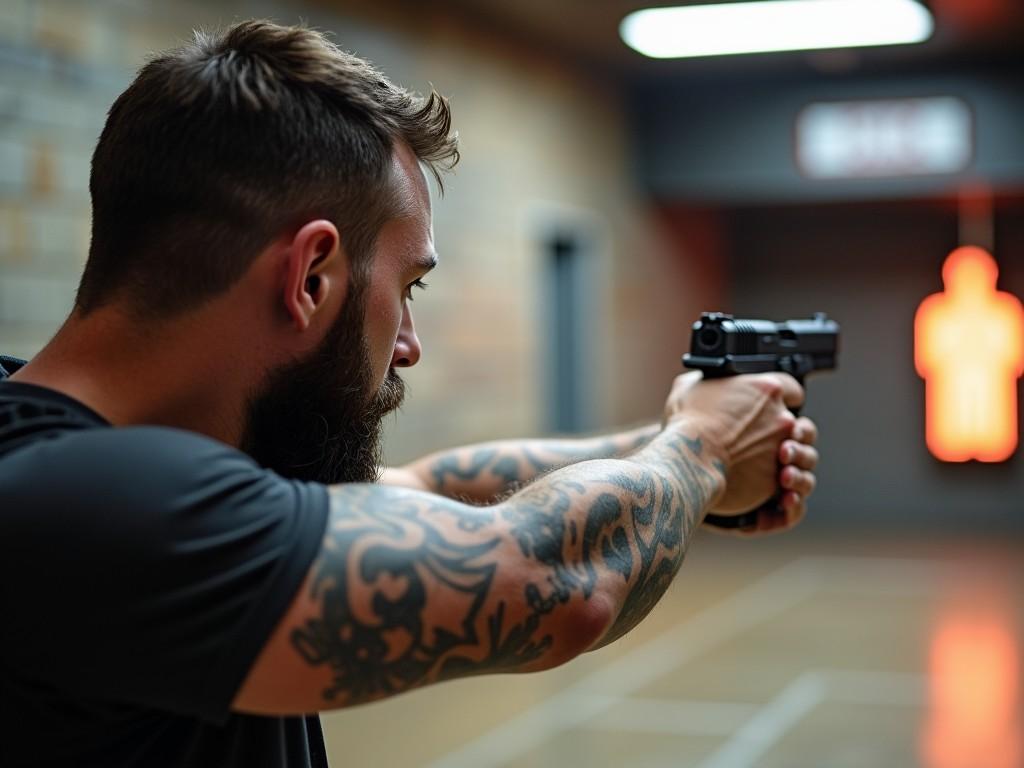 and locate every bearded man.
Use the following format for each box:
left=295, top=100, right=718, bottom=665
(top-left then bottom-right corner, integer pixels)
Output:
left=0, top=20, right=819, bottom=768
